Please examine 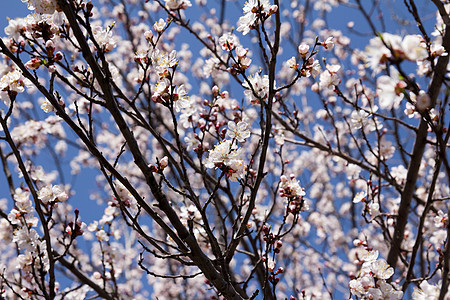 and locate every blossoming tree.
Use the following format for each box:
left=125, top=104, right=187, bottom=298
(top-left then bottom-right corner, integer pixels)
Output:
left=0, top=0, right=448, bottom=299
